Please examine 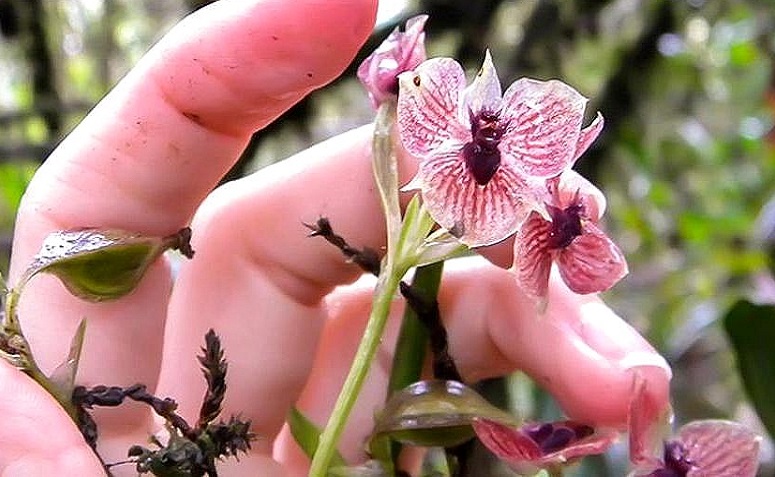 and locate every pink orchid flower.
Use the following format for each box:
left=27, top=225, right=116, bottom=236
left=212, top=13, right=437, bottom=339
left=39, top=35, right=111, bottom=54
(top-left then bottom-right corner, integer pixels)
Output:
left=628, top=373, right=760, bottom=477
left=515, top=170, right=628, bottom=299
left=472, top=417, right=617, bottom=475
left=357, top=15, right=428, bottom=108
left=633, top=421, right=761, bottom=477
left=396, top=51, right=603, bottom=246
